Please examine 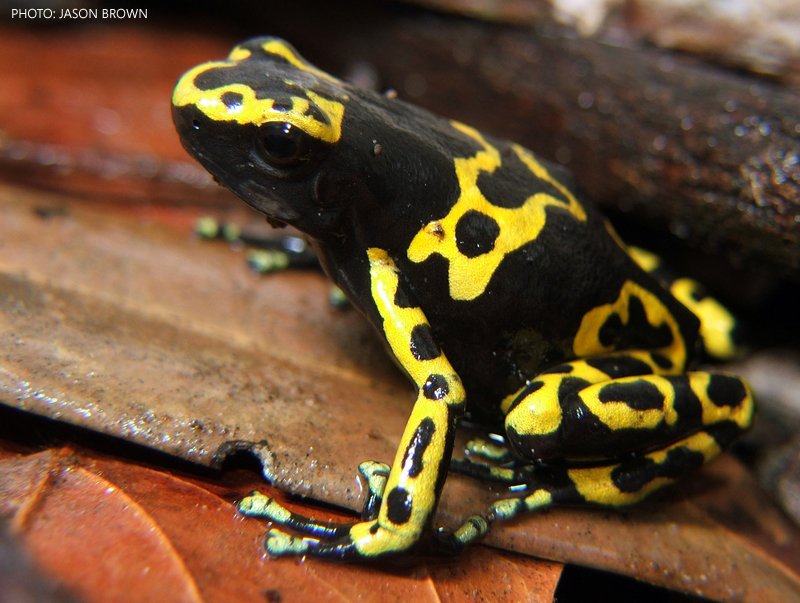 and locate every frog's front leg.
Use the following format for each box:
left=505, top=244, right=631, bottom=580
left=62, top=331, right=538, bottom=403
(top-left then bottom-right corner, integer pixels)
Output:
left=241, top=248, right=466, bottom=560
